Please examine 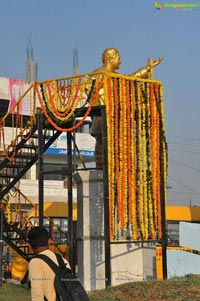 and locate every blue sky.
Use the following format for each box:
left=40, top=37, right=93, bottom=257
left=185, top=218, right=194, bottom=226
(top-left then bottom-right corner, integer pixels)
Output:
left=0, top=0, right=200, bottom=205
